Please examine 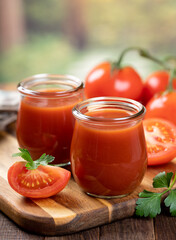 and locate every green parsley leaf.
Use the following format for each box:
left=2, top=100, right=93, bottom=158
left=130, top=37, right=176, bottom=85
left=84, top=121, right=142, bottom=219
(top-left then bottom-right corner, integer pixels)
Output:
left=135, top=171, right=176, bottom=218
left=138, top=190, right=156, bottom=198
left=12, top=148, right=33, bottom=164
left=136, top=193, right=162, bottom=218
left=35, top=153, right=55, bottom=166
left=153, top=171, right=173, bottom=188
left=12, top=148, right=55, bottom=170
left=164, top=189, right=176, bottom=216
